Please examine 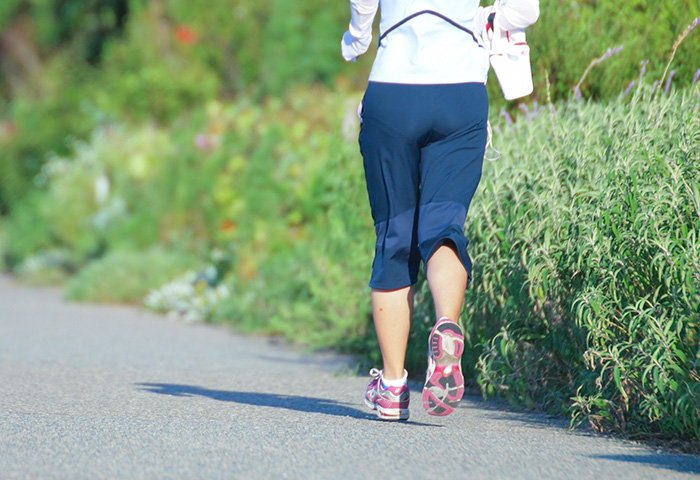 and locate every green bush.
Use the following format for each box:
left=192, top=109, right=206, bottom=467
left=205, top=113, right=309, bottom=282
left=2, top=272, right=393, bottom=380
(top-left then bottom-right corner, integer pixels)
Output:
left=2, top=122, right=177, bottom=267
left=0, top=1, right=214, bottom=212
left=1, top=0, right=130, bottom=209
left=116, top=0, right=700, bottom=103
left=0, top=54, right=98, bottom=211
left=3, top=84, right=375, bottom=347
left=93, top=1, right=220, bottom=122
left=1, top=192, right=52, bottom=269
left=166, top=0, right=351, bottom=96
left=0, top=0, right=22, bottom=31
left=64, top=248, right=200, bottom=303
left=208, top=88, right=375, bottom=347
